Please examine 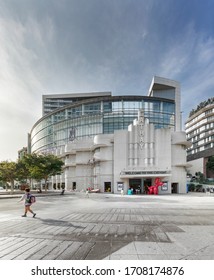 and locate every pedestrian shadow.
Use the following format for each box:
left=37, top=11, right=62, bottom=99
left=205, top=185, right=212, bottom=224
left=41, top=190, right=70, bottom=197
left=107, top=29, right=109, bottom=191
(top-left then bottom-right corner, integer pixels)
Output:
left=36, top=217, right=85, bottom=229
